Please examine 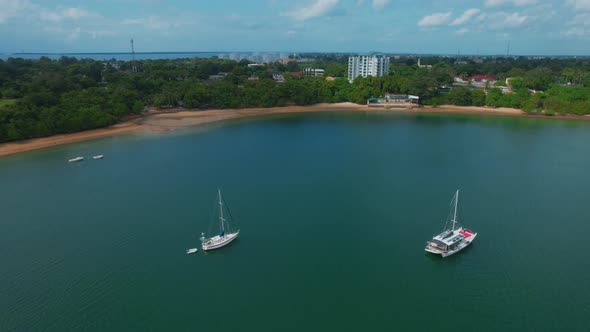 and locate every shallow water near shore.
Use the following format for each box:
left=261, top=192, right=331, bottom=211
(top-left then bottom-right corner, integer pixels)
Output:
left=1, top=112, right=590, bottom=331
